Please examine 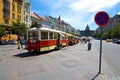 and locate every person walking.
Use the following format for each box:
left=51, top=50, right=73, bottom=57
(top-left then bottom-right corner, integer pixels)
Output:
left=88, top=40, right=92, bottom=50
left=20, top=38, right=25, bottom=49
